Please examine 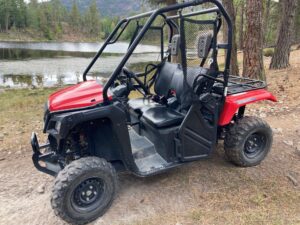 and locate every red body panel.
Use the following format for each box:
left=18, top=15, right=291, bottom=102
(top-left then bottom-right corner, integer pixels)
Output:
left=49, top=80, right=112, bottom=112
left=218, top=89, right=277, bottom=126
